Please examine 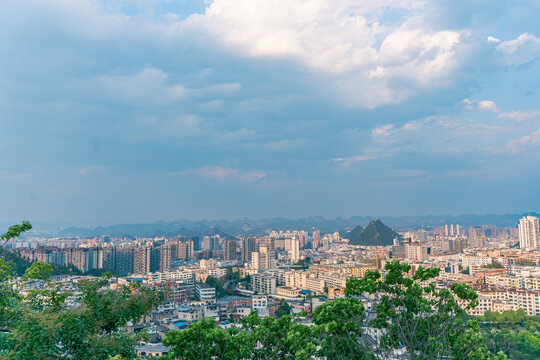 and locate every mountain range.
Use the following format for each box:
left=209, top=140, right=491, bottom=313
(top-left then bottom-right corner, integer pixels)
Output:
left=13, top=212, right=538, bottom=238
